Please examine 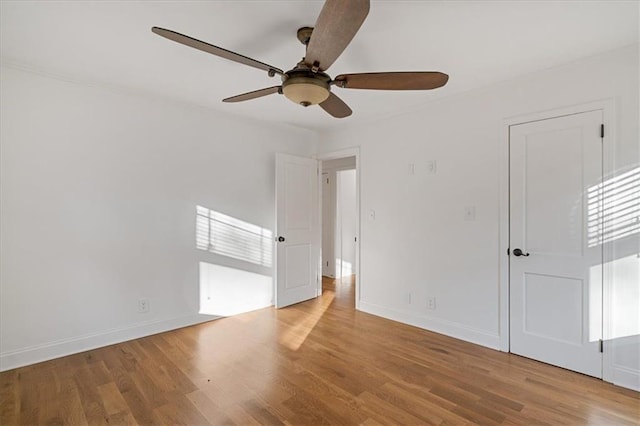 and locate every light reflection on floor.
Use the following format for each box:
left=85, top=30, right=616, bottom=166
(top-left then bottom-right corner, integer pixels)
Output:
left=278, top=275, right=354, bottom=351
